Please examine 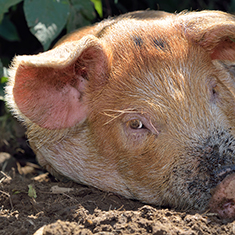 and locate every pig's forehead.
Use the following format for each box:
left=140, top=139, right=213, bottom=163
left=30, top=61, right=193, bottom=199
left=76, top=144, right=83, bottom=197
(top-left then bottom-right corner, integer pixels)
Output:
left=98, top=19, right=214, bottom=104
left=101, top=19, right=210, bottom=81
left=101, top=18, right=198, bottom=66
